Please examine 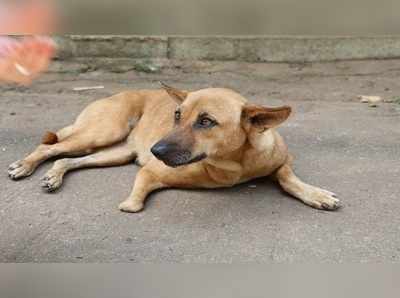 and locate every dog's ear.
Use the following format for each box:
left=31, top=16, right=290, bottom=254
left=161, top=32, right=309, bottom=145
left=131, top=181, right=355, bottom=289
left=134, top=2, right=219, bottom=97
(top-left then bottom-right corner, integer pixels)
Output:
left=159, top=82, right=188, bottom=103
left=242, top=104, right=292, bottom=132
